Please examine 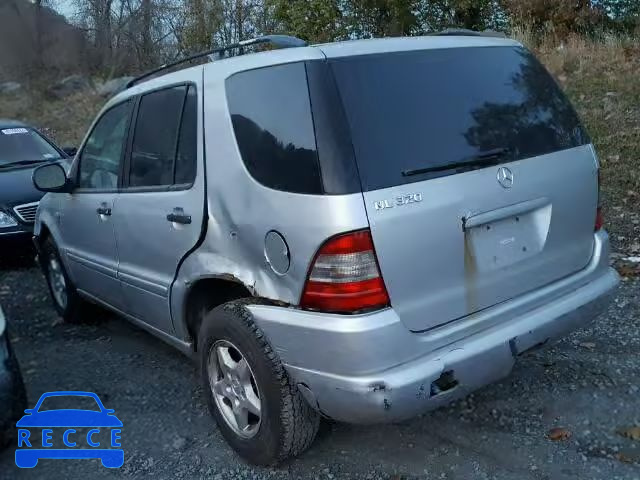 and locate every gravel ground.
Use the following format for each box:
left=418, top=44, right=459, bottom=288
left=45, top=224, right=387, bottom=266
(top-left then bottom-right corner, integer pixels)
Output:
left=0, top=260, right=638, bottom=480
